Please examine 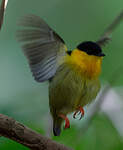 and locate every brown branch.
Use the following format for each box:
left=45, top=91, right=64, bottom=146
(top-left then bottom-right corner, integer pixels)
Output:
left=0, top=114, right=73, bottom=150
left=0, top=0, right=6, bottom=30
